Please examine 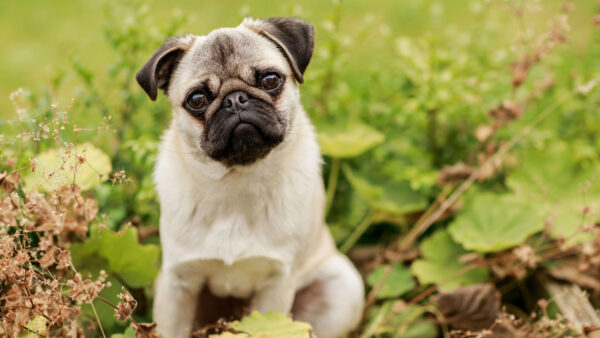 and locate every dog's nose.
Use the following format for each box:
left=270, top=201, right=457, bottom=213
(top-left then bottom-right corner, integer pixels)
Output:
left=222, top=91, right=250, bottom=110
